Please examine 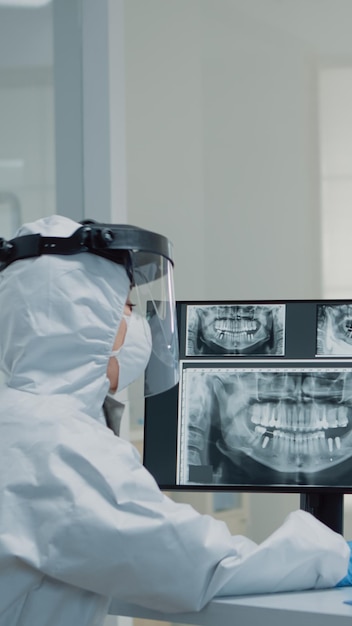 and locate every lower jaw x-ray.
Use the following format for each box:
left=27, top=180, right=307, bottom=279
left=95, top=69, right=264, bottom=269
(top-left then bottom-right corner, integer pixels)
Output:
left=178, top=368, right=352, bottom=486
